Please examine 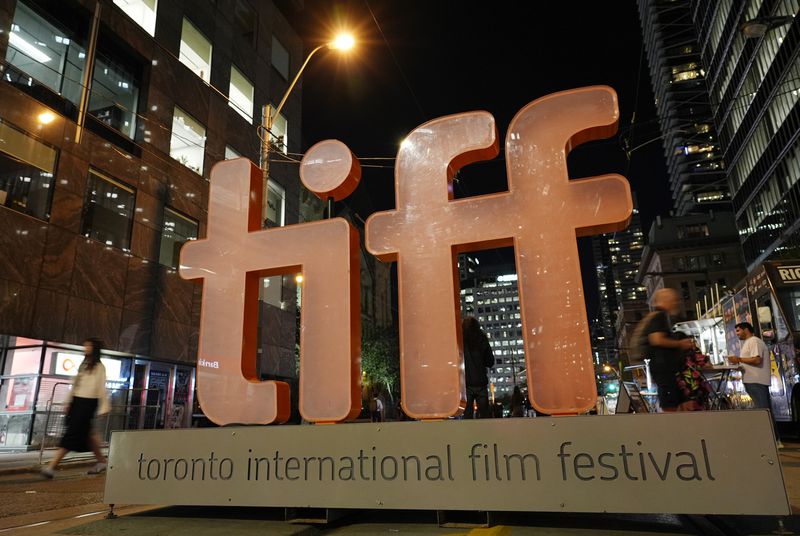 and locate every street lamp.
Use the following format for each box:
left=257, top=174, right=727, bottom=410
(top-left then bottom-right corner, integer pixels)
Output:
left=258, top=33, right=355, bottom=227
left=740, top=15, right=794, bottom=38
